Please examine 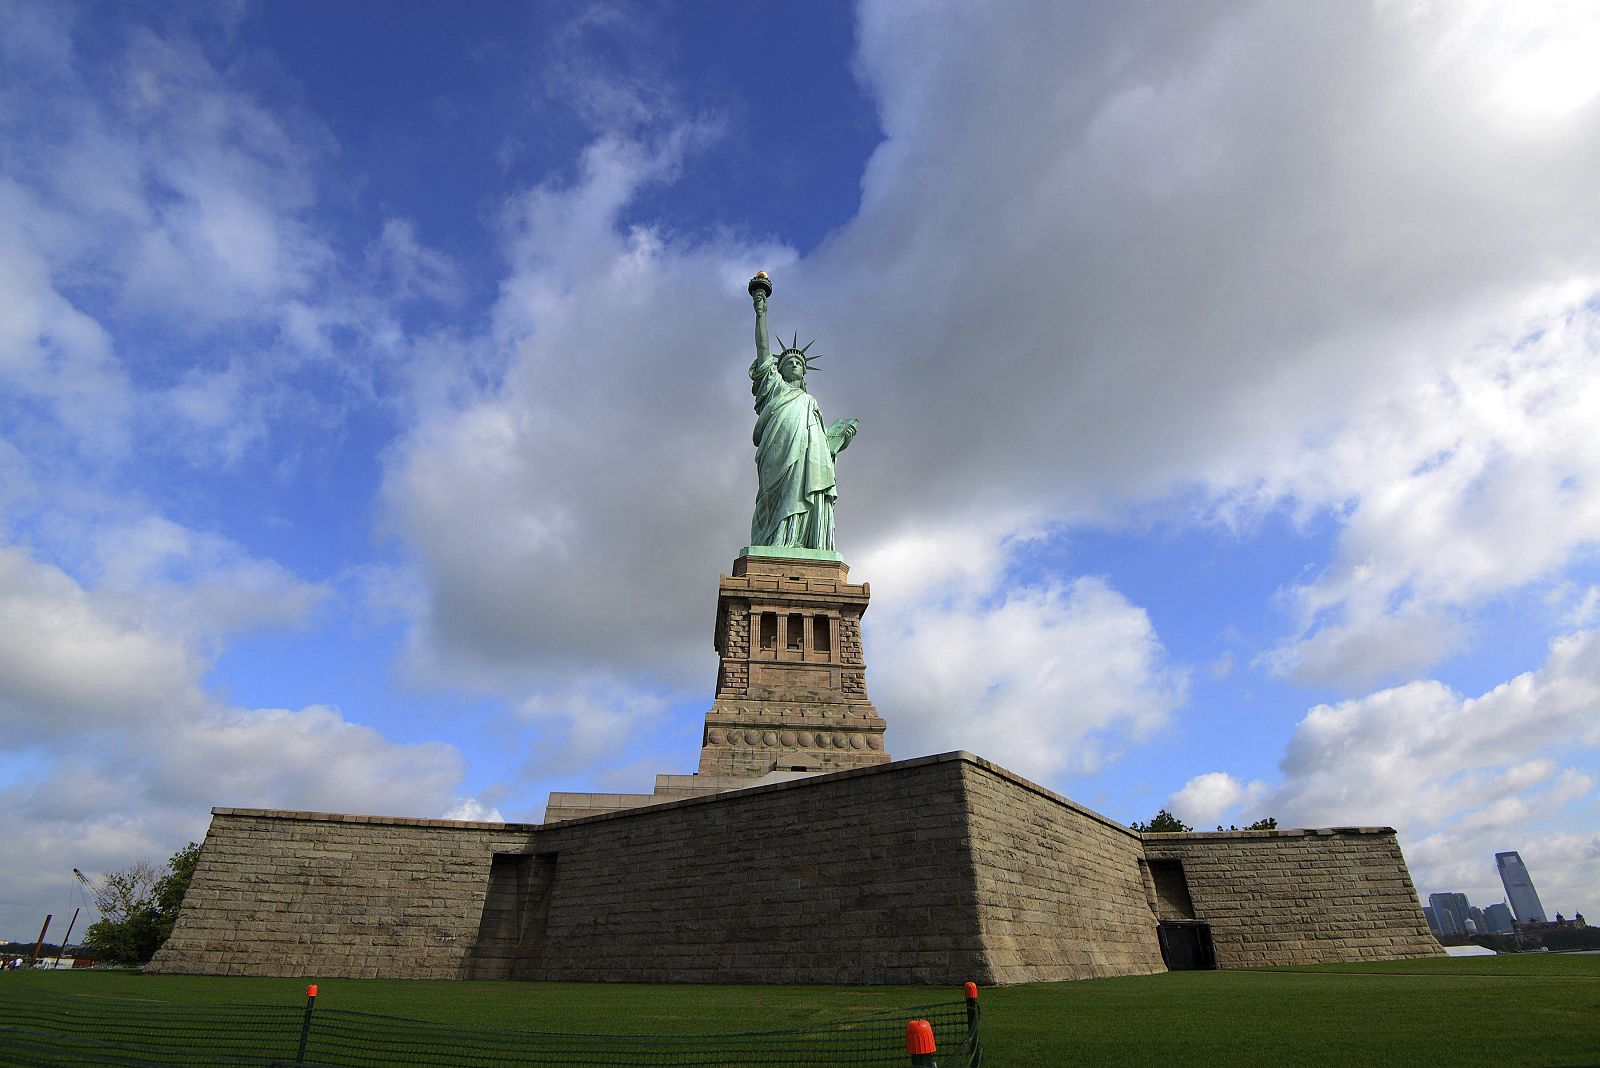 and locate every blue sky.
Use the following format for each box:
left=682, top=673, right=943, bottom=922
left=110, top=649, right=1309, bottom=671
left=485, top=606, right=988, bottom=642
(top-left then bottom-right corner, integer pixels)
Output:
left=4, top=1, right=1599, bottom=940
